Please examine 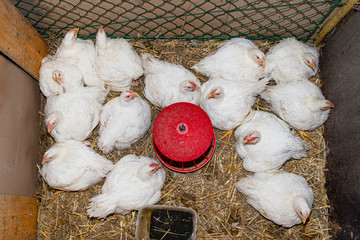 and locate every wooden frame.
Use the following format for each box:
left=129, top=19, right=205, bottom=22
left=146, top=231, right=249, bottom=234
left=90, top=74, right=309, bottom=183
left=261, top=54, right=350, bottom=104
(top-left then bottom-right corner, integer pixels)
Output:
left=0, top=1, right=47, bottom=239
left=0, top=0, right=47, bottom=80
